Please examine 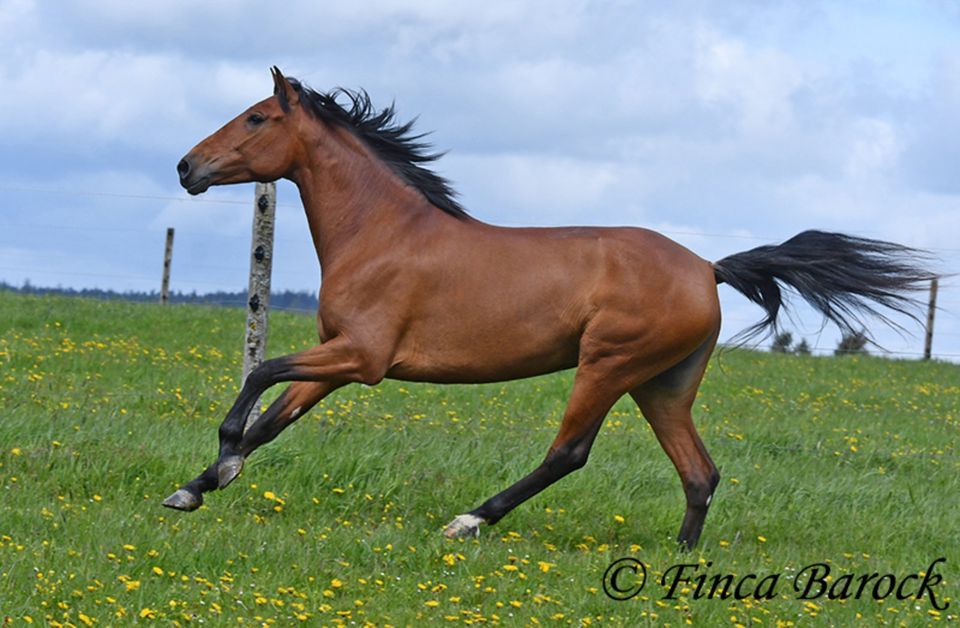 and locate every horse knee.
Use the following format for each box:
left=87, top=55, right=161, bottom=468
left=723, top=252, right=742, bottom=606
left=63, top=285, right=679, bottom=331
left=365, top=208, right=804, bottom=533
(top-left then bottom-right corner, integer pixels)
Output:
left=247, top=357, right=286, bottom=389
